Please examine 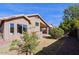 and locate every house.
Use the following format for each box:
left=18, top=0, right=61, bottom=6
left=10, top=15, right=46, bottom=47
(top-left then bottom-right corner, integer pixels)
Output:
left=0, top=14, right=50, bottom=41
